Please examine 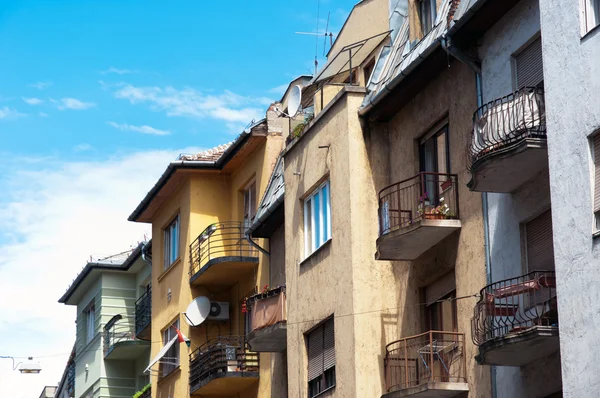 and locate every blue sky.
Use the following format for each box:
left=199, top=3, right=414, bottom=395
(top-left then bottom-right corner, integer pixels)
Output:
left=0, top=1, right=355, bottom=396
